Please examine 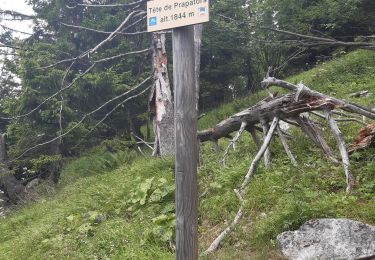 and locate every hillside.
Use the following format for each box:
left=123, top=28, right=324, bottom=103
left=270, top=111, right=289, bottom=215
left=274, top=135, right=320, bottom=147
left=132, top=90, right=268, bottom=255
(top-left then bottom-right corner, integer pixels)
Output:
left=0, top=50, right=374, bottom=259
